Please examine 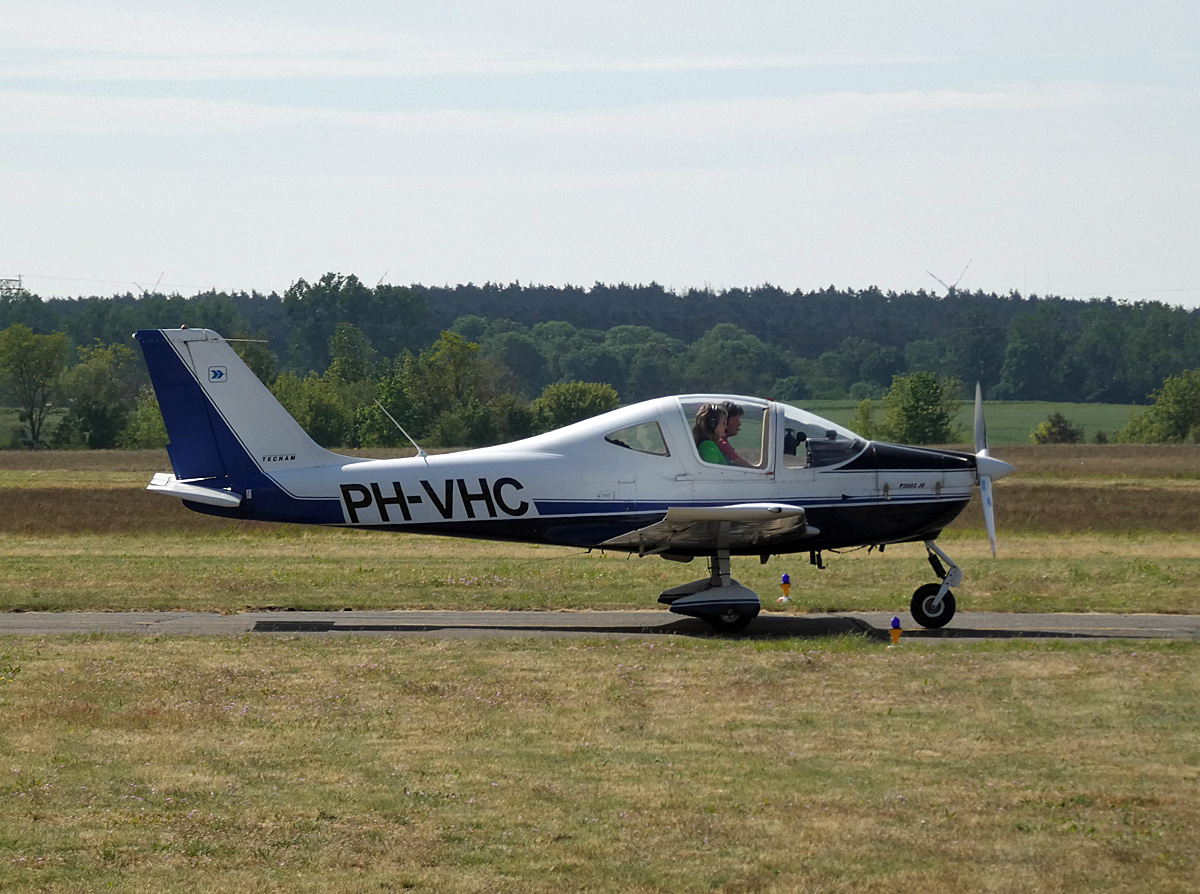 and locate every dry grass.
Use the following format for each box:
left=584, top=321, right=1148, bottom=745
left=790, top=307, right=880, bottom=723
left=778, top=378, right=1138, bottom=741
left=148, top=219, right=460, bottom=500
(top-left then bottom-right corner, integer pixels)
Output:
left=7, top=446, right=1200, bottom=614
left=0, top=636, right=1197, bottom=893
left=3, top=446, right=1200, bottom=614
left=991, top=443, right=1200, bottom=480
left=4, top=527, right=1200, bottom=615
left=3, top=447, right=1198, bottom=891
